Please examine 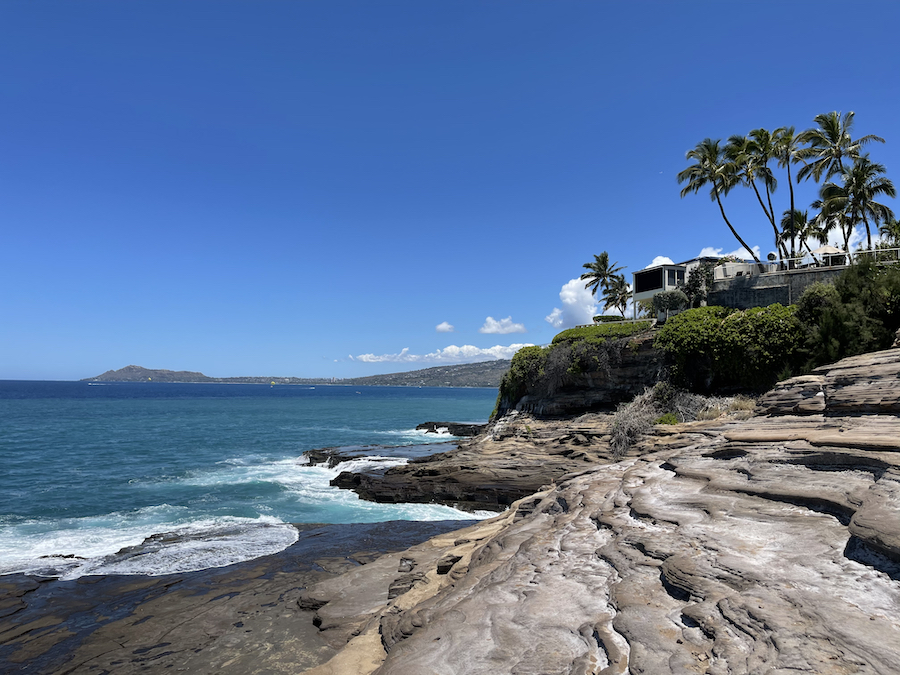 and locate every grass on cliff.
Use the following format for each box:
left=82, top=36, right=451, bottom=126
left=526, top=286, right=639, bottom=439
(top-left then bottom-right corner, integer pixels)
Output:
left=552, top=321, right=652, bottom=345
